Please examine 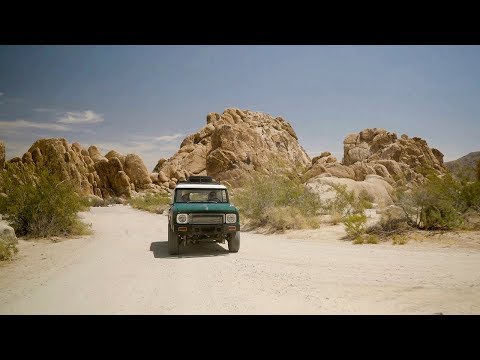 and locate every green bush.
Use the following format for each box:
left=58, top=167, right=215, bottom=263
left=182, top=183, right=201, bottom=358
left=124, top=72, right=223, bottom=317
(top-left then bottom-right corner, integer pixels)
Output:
left=343, top=213, right=367, bottom=239
left=325, top=184, right=369, bottom=218
left=459, top=181, right=480, bottom=213
left=397, top=174, right=465, bottom=230
left=0, top=165, right=90, bottom=238
left=233, top=160, right=322, bottom=230
left=128, top=193, right=170, bottom=214
left=392, top=234, right=408, bottom=245
left=0, top=241, right=18, bottom=261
